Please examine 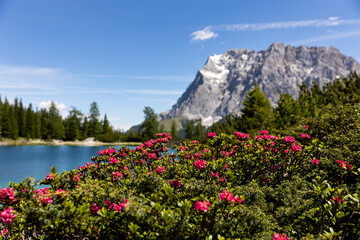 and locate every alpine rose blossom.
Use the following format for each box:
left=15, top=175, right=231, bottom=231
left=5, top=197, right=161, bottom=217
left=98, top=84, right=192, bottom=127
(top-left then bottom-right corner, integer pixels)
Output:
left=0, top=207, right=17, bottom=224
left=207, top=132, right=216, bottom=138
left=45, top=173, right=55, bottom=181
left=90, top=203, right=102, bottom=214
left=194, top=160, right=206, bottom=170
left=194, top=200, right=211, bottom=212
left=1, top=229, right=9, bottom=237
left=169, top=179, right=181, bottom=188
left=155, top=166, right=165, bottom=175
left=273, top=233, right=289, bottom=240
left=310, top=158, right=319, bottom=165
